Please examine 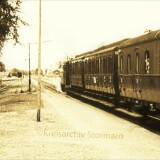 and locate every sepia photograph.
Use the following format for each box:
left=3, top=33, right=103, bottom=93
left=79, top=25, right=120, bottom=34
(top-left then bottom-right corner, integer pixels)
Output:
left=0, top=0, right=160, bottom=159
